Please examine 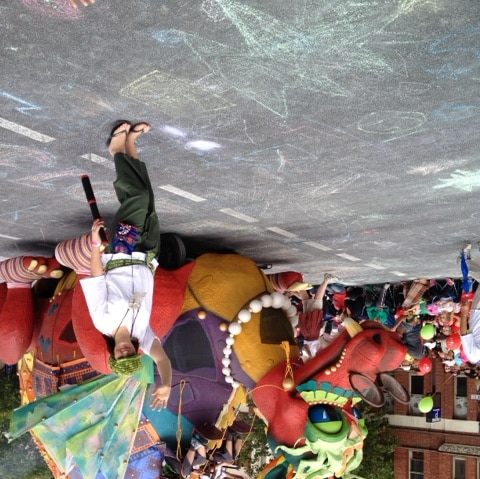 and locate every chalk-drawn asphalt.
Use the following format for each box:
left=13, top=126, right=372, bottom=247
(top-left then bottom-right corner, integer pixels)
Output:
left=1, top=0, right=480, bottom=287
